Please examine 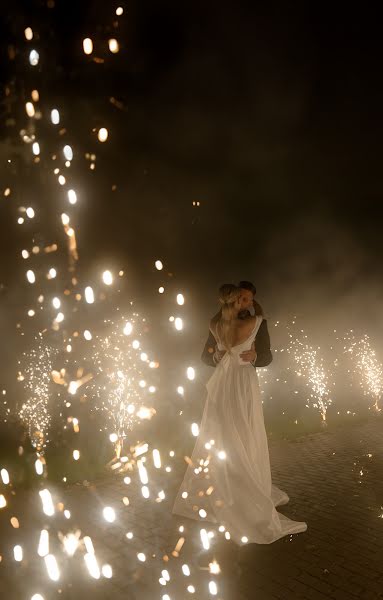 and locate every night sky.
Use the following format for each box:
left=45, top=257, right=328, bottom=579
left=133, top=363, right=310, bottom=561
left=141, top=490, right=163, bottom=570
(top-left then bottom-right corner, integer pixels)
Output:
left=1, top=1, right=383, bottom=333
